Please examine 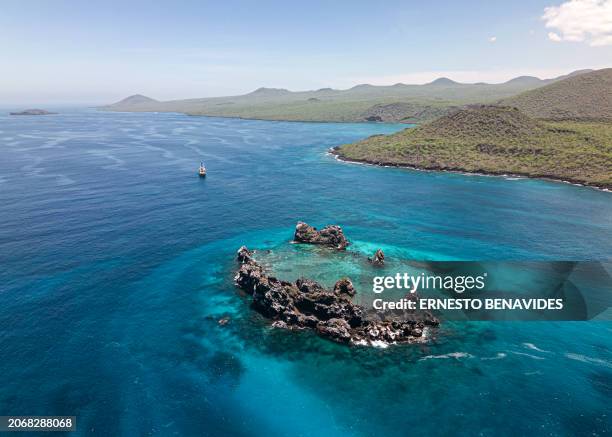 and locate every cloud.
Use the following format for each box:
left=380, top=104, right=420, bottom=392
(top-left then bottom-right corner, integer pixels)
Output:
left=489, top=36, right=497, bottom=42
left=542, top=0, right=612, bottom=46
